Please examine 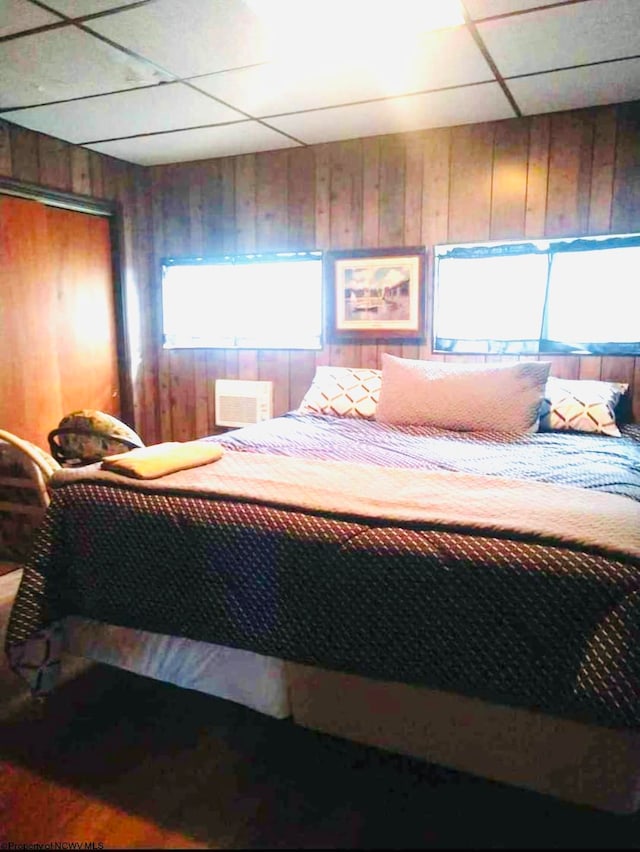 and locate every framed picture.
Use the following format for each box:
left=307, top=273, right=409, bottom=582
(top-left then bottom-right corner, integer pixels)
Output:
left=325, top=246, right=426, bottom=341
